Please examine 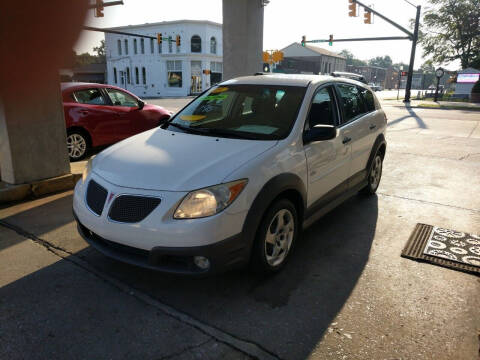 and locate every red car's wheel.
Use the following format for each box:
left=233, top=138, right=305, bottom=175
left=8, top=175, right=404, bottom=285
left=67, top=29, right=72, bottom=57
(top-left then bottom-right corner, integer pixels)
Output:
left=67, top=130, right=89, bottom=161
